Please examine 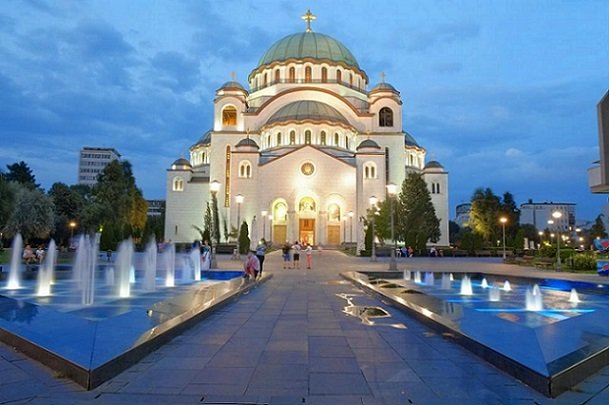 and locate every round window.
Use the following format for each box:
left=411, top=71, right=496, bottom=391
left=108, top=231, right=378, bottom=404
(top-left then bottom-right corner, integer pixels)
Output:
left=301, top=162, right=315, bottom=176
